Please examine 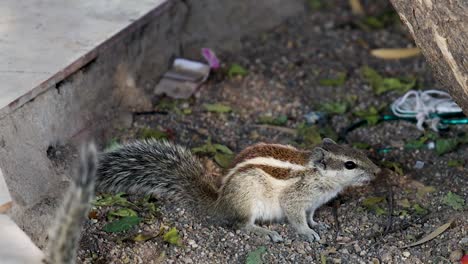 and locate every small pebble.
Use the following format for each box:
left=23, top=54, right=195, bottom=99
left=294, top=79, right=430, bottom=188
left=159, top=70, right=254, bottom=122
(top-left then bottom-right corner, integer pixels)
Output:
left=459, top=237, right=468, bottom=245
left=449, top=249, right=463, bottom=262
left=402, top=251, right=411, bottom=258
left=354, top=243, right=362, bottom=253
